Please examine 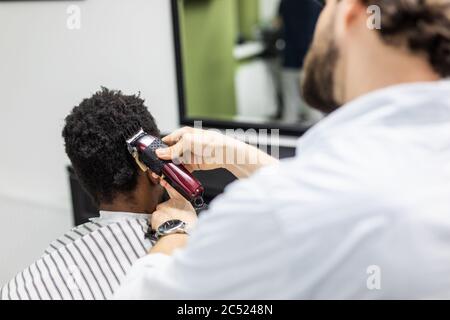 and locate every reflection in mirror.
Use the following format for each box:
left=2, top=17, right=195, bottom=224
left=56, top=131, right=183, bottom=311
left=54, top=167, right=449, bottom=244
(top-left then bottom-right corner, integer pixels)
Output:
left=176, top=0, right=323, bottom=129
